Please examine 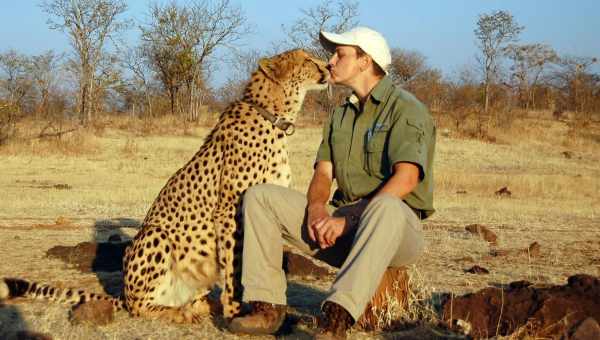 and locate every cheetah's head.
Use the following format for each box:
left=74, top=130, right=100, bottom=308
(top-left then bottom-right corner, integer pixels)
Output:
left=258, top=49, right=330, bottom=93
left=243, top=49, right=329, bottom=117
